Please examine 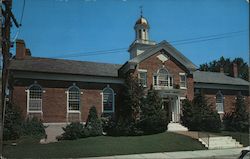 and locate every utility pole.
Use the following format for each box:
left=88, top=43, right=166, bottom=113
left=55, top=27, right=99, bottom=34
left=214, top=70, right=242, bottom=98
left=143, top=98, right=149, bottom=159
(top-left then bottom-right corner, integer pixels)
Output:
left=0, top=0, right=19, bottom=157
